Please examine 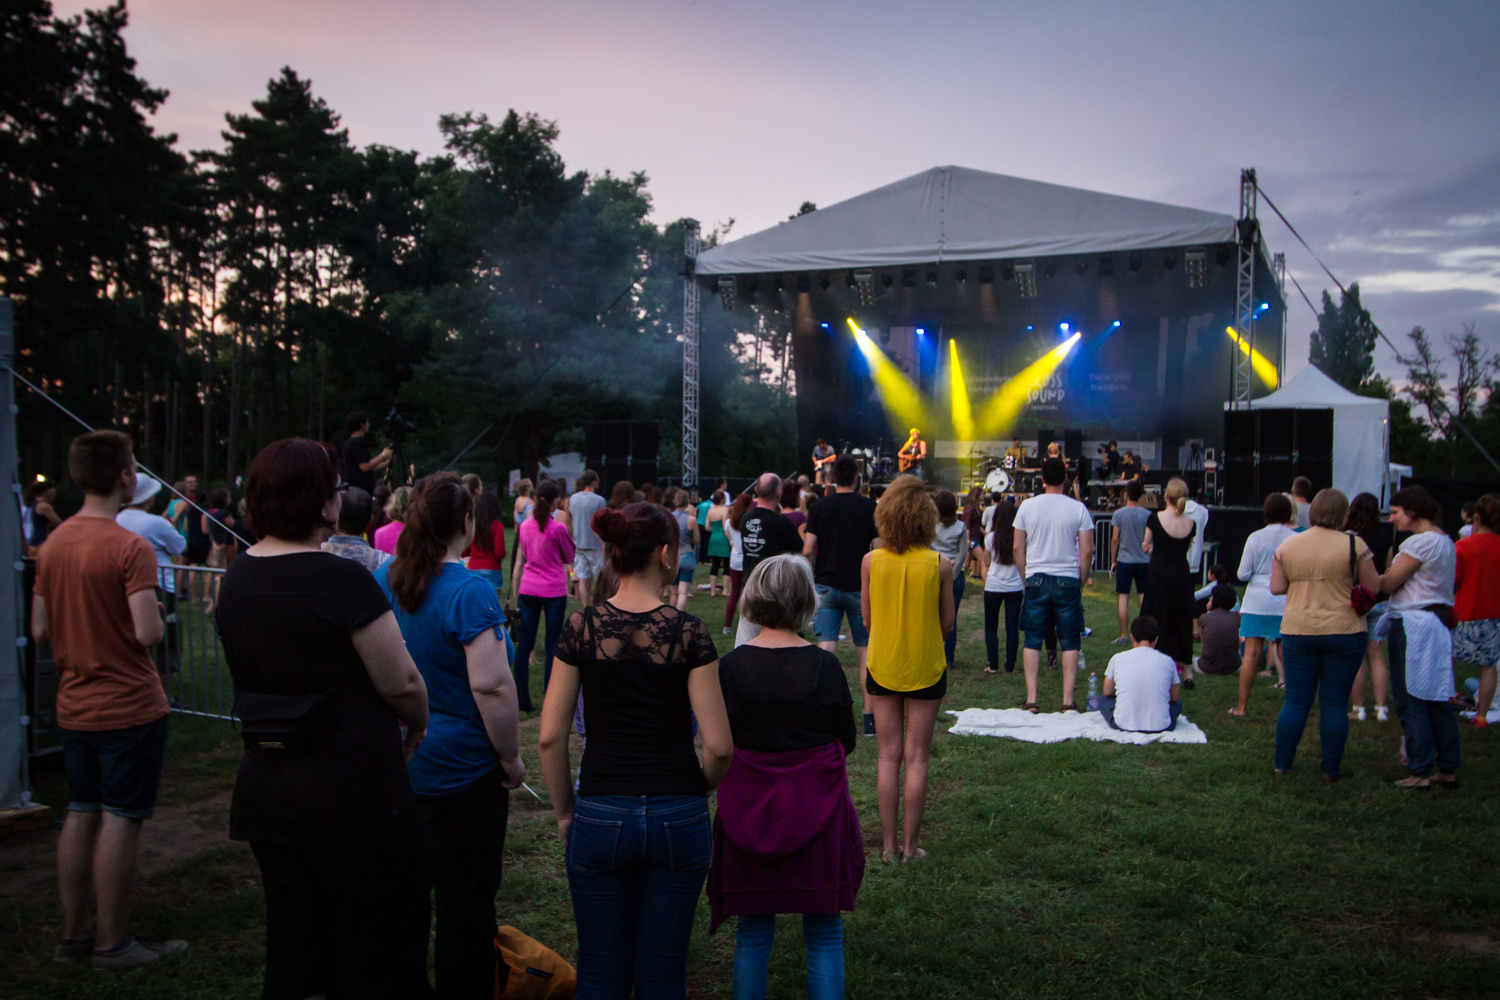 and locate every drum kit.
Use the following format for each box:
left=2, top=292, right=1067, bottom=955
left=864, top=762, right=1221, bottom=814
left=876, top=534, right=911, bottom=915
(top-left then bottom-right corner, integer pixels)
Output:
left=969, top=449, right=1041, bottom=497
left=846, top=446, right=896, bottom=484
